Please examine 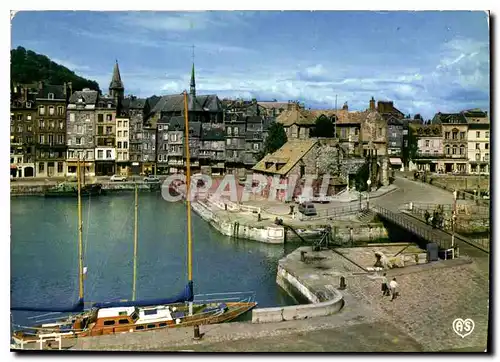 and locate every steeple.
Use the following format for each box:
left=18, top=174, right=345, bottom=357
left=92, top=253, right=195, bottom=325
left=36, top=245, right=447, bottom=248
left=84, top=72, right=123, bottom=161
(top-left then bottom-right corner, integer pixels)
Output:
left=109, top=60, right=124, bottom=97
left=190, top=63, right=196, bottom=97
